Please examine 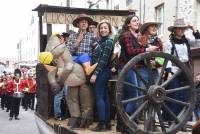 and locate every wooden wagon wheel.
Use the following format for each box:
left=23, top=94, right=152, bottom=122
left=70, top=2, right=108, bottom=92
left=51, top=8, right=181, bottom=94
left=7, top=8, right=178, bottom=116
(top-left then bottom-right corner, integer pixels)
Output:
left=116, top=52, right=196, bottom=134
